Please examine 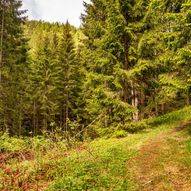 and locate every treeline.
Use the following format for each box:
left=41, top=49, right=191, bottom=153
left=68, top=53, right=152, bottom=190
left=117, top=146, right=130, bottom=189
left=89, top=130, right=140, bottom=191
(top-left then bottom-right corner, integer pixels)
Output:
left=0, top=0, right=191, bottom=137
